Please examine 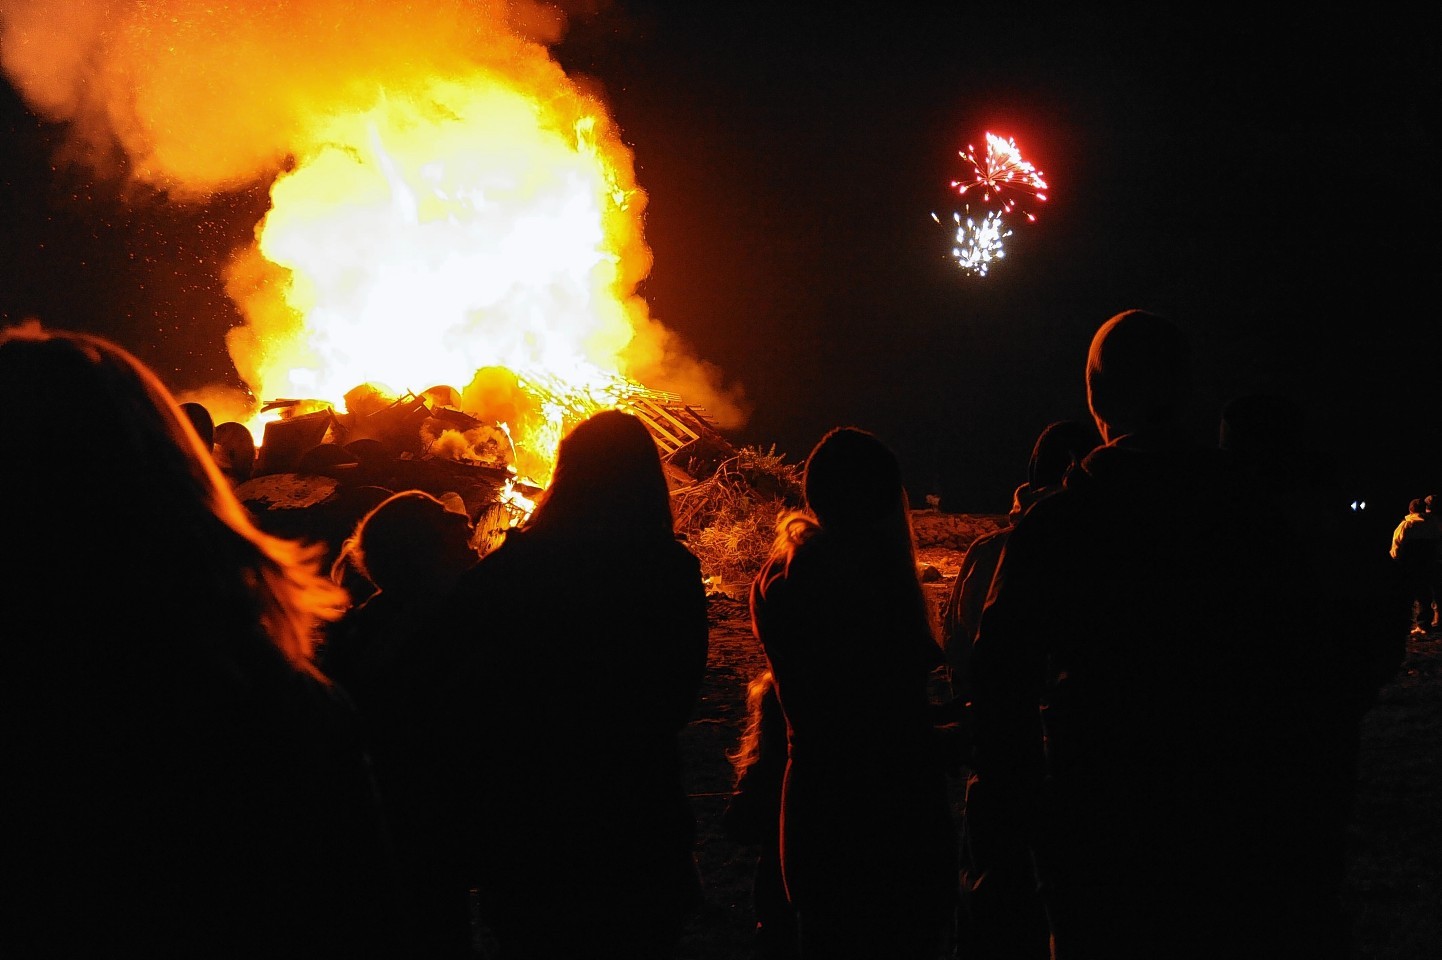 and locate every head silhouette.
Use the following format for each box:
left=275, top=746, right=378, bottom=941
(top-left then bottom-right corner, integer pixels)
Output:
left=180, top=401, right=215, bottom=450
left=1, top=323, right=229, bottom=540
left=802, top=426, right=906, bottom=531
left=523, top=408, right=675, bottom=540
left=213, top=420, right=257, bottom=484
left=1085, top=309, right=1191, bottom=441
left=351, top=490, right=476, bottom=595
left=0, top=322, right=345, bottom=669
left=1027, top=419, right=1098, bottom=489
